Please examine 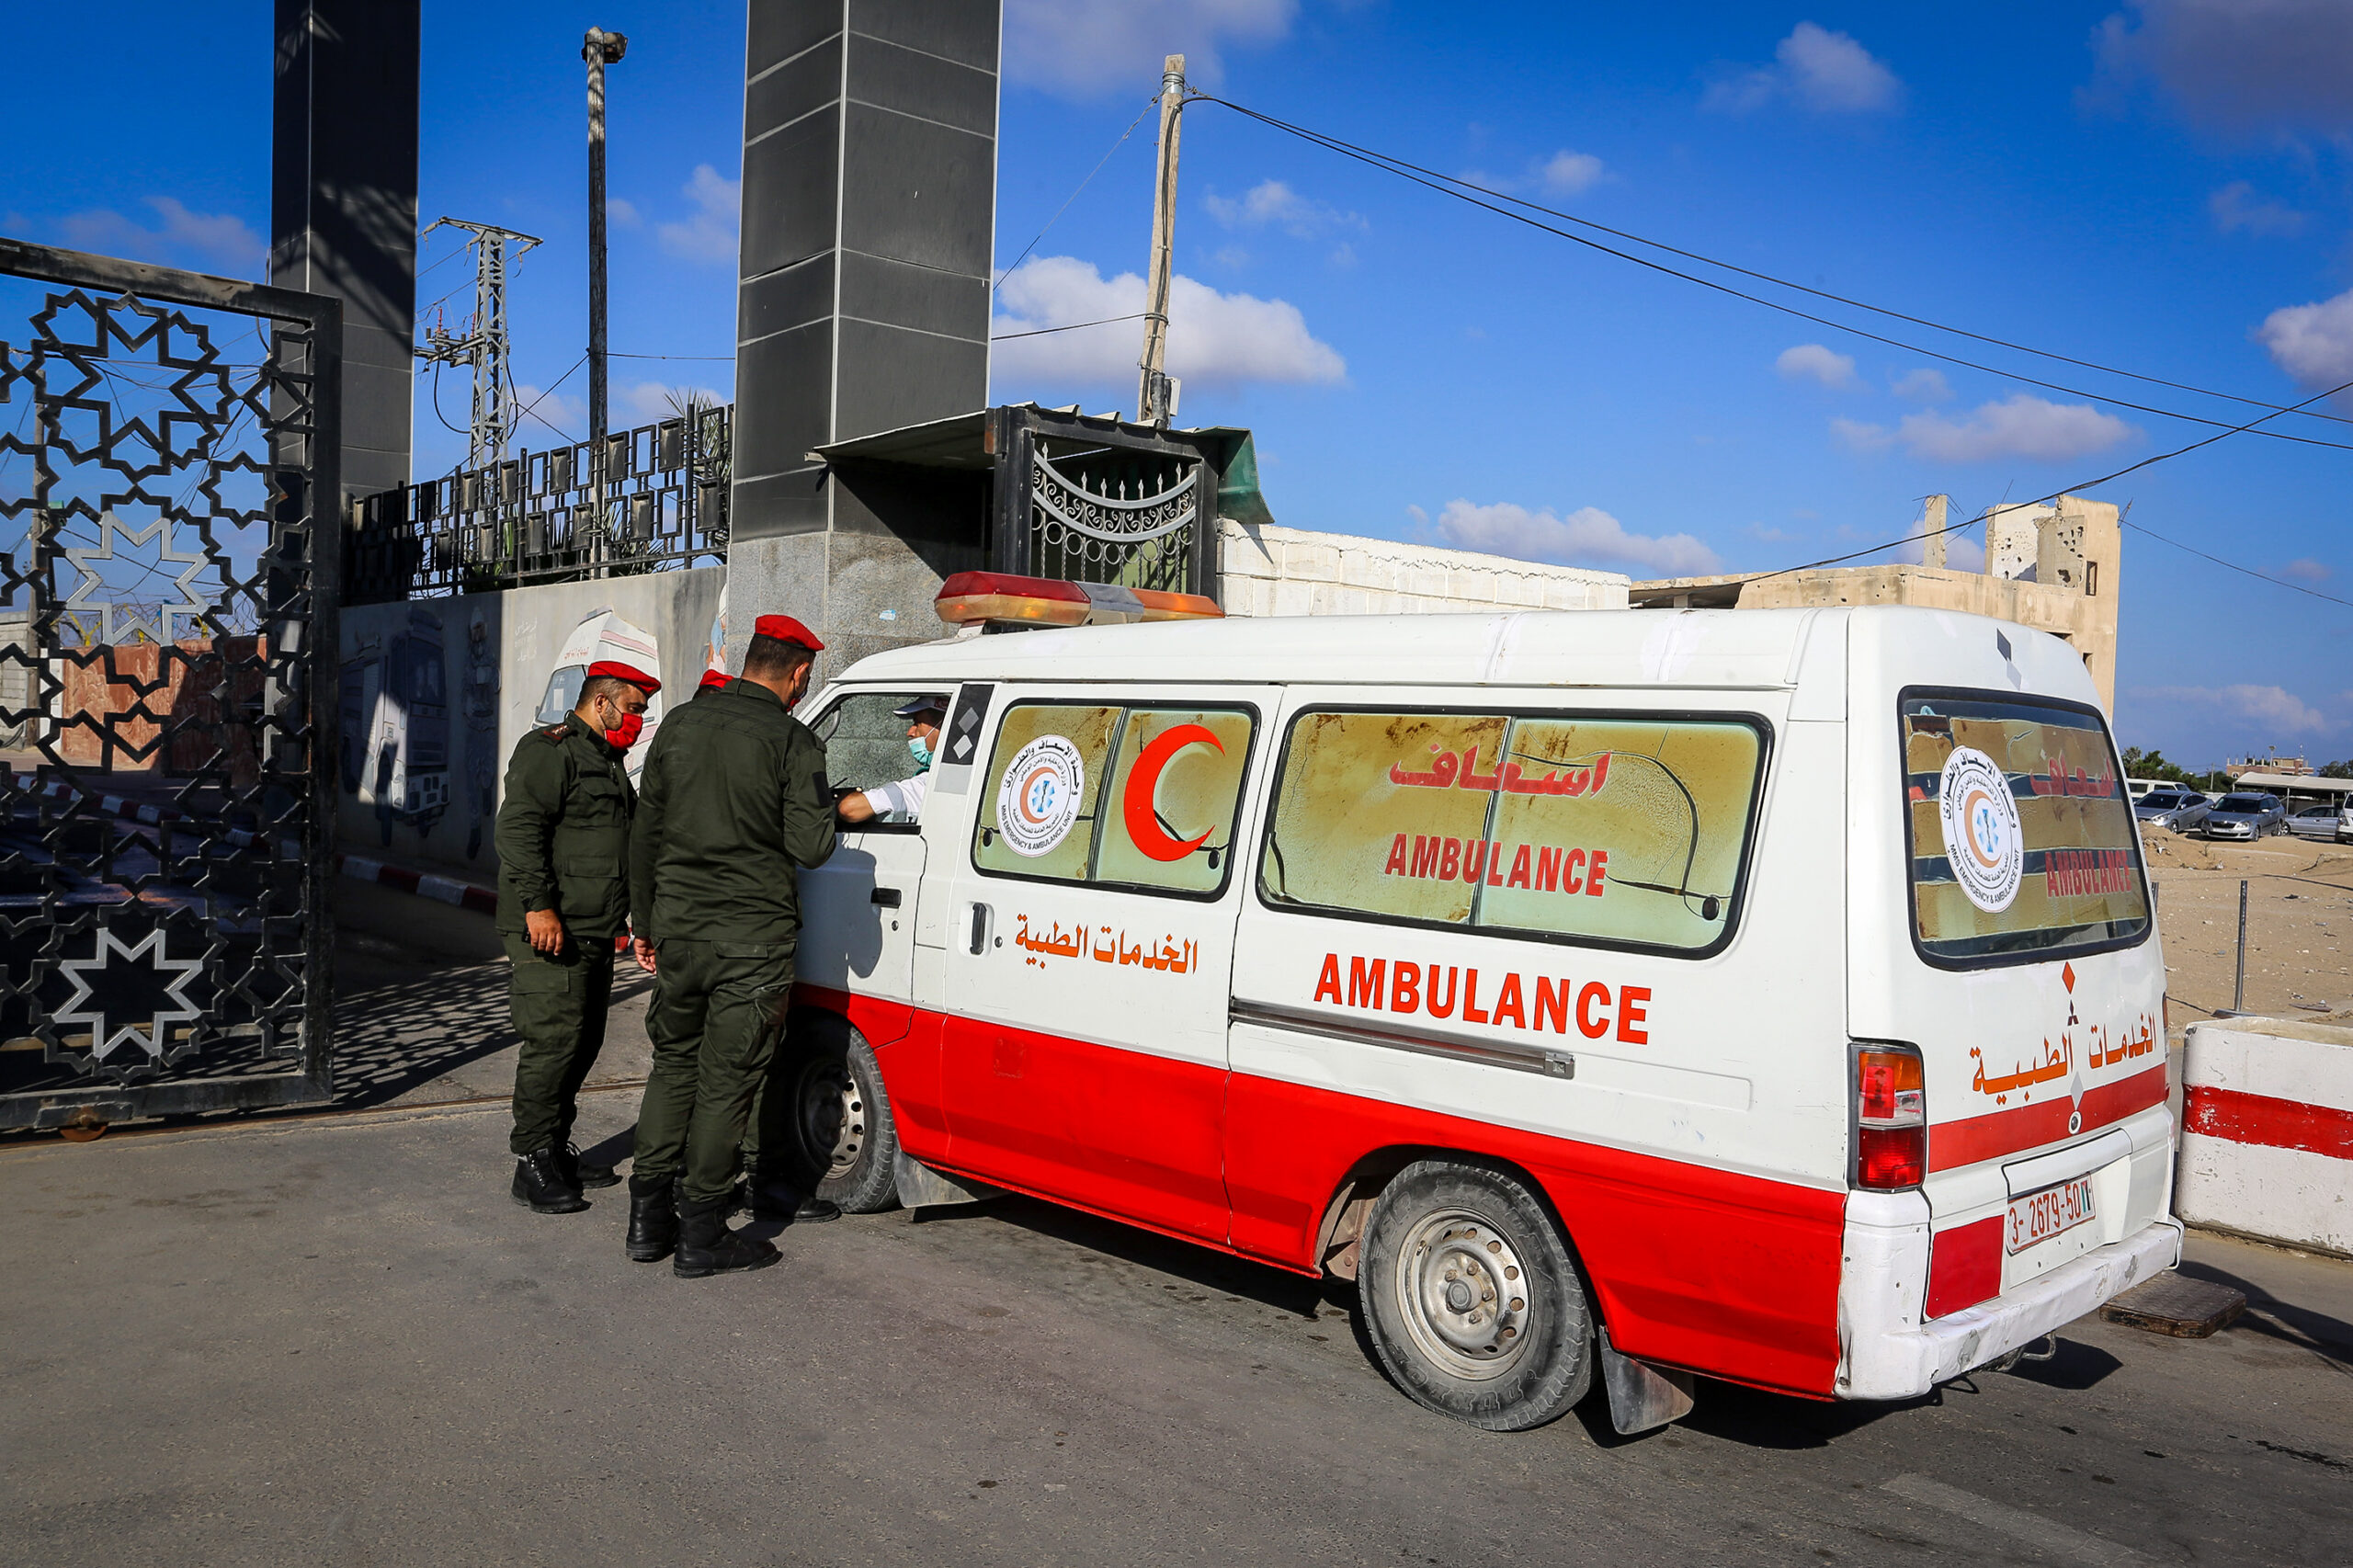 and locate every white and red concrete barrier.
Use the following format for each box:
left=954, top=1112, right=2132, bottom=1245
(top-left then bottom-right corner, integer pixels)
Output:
left=2177, top=1017, right=2353, bottom=1256
left=335, top=855, right=500, bottom=917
